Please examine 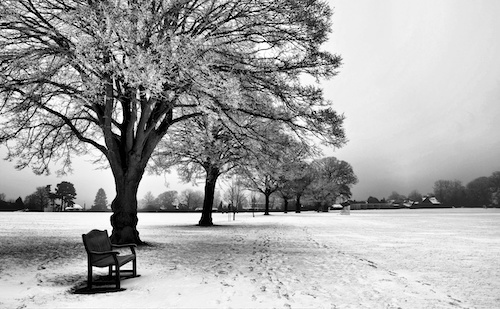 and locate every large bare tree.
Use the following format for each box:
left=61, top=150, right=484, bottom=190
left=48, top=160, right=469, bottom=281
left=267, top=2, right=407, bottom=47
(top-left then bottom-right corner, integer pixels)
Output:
left=1, top=0, right=343, bottom=243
